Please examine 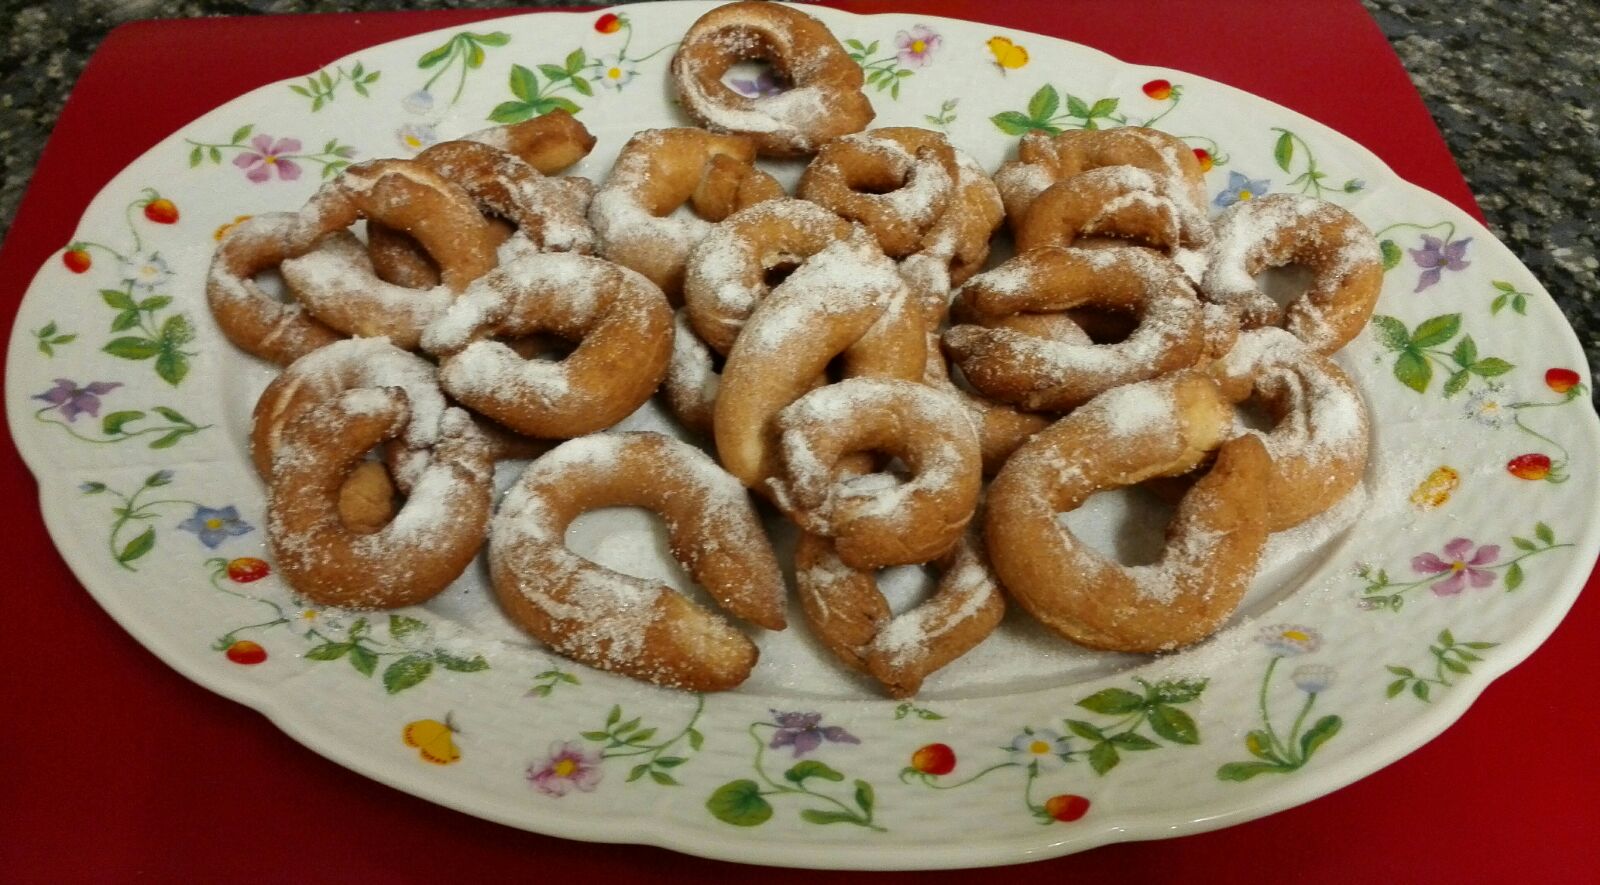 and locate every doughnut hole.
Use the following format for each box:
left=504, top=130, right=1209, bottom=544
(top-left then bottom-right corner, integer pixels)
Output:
left=564, top=506, right=729, bottom=617
left=338, top=458, right=401, bottom=534
left=1254, top=262, right=1316, bottom=313
left=762, top=255, right=802, bottom=288
left=840, top=152, right=911, bottom=196
left=1065, top=307, right=1139, bottom=344
left=704, top=30, right=794, bottom=97
left=876, top=562, right=942, bottom=616
left=1055, top=485, right=1179, bottom=567
left=720, top=58, right=792, bottom=96
left=506, top=332, right=579, bottom=362
left=247, top=266, right=291, bottom=303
